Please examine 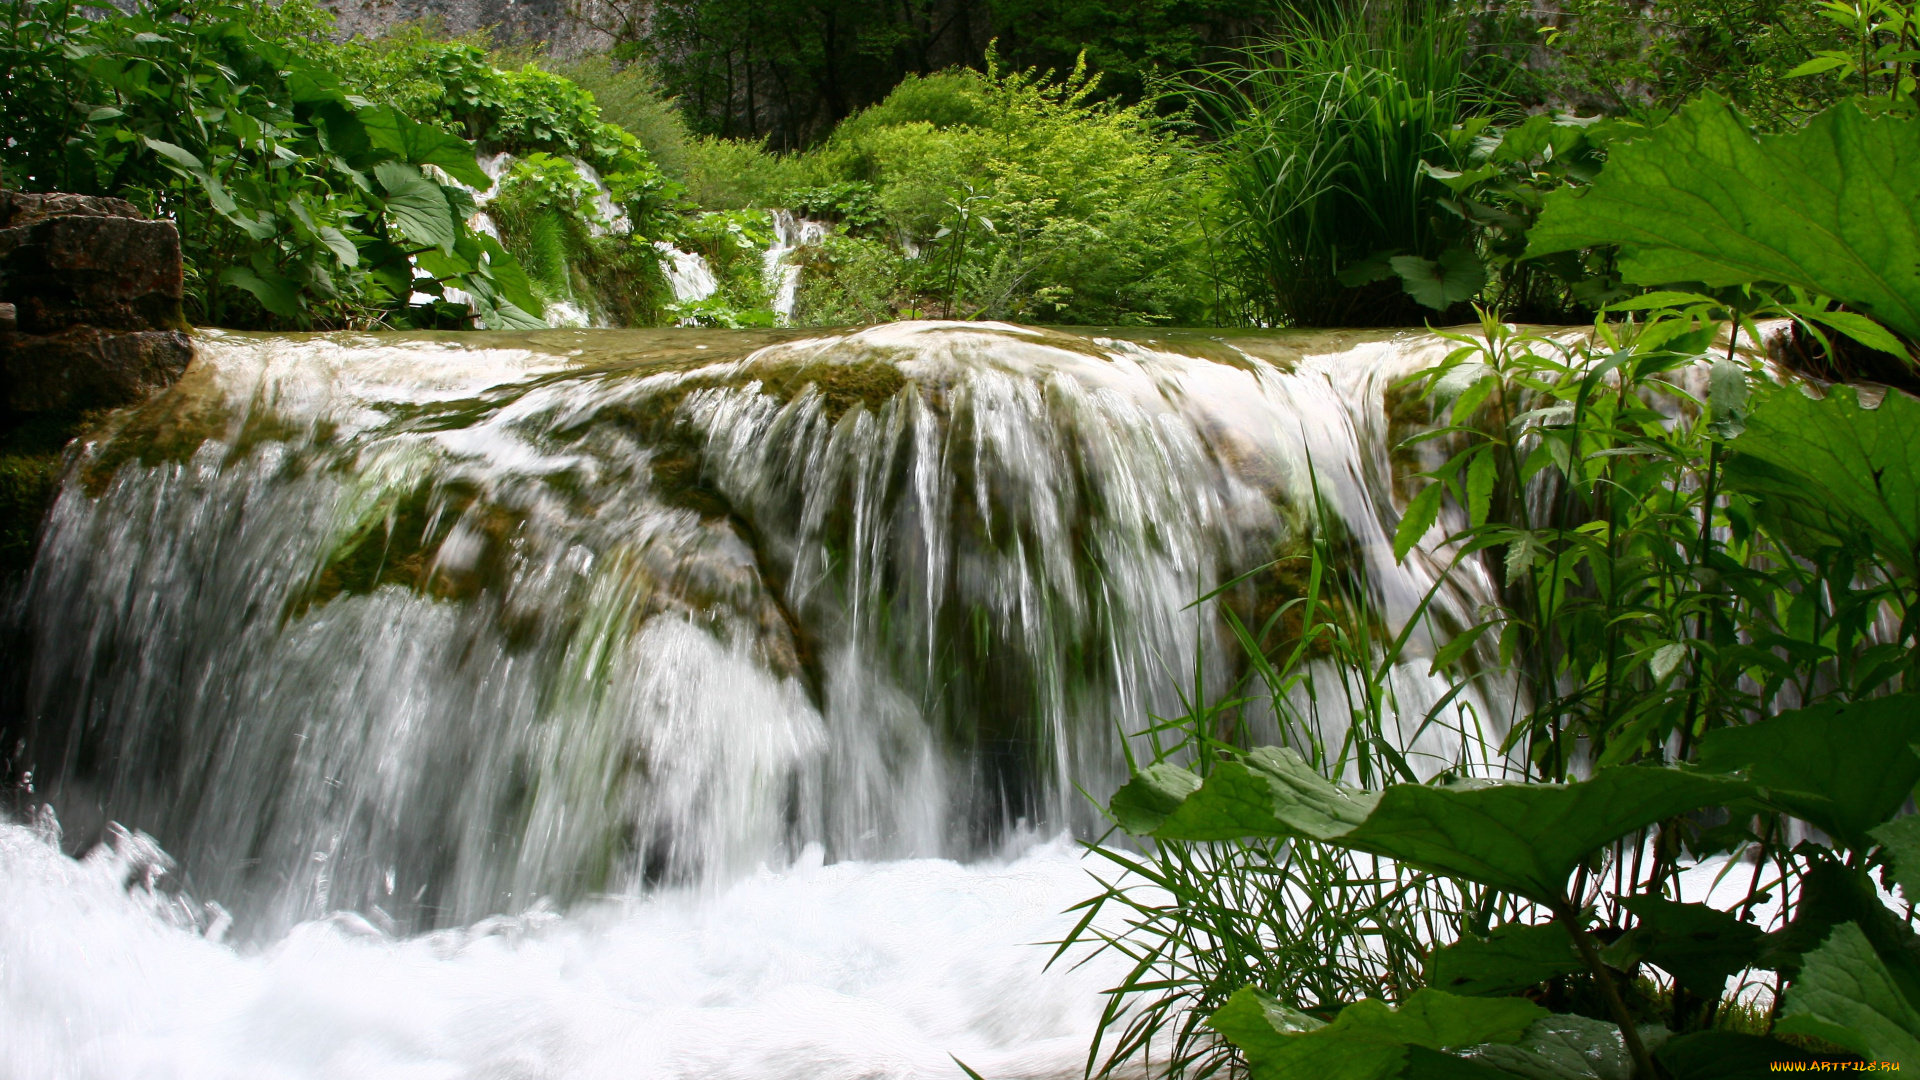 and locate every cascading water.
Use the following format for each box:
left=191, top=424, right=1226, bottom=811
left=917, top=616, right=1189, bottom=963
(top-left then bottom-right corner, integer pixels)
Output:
left=762, top=211, right=832, bottom=324
left=0, top=322, right=1503, bottom=1079
left=657, top=242, right=720, bottom=307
